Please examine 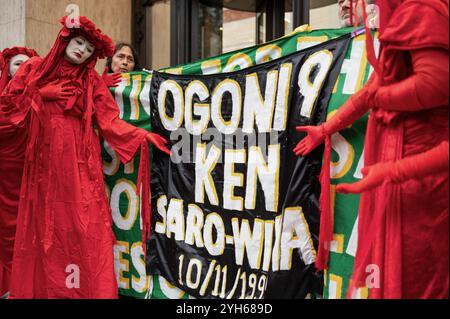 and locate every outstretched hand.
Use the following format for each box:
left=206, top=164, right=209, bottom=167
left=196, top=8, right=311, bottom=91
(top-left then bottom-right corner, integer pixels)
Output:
left=38, top=80, right=76, bottom=101
left=293, top=125, right=326, bottom=156
left=102, top=66, right=122, bottom=88
left=146, top=133, right=172, bottom=156
left=336, top=163, right=390, bottom=194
